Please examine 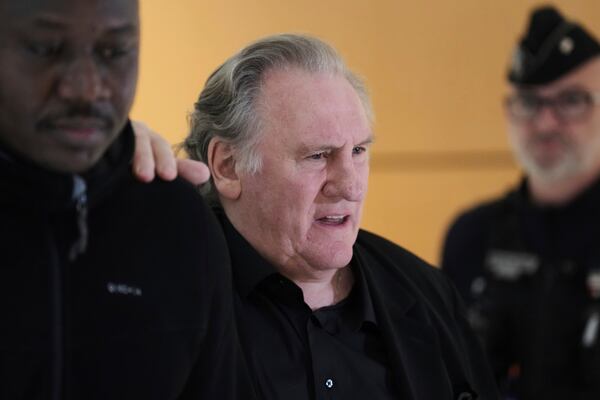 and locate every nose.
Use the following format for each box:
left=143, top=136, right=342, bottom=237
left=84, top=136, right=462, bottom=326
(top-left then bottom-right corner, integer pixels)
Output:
left=322, top=155, right=365, bottom=201
left=531, top=103, right=563, bottom=130
left=57, top=56, right=110, bottom=102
